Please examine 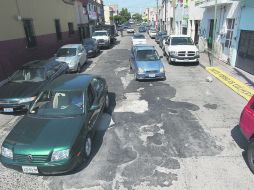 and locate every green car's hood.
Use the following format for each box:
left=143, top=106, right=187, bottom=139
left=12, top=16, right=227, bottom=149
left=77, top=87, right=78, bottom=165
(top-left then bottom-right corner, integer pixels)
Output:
left=4, top=115, right=84, bottom=155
